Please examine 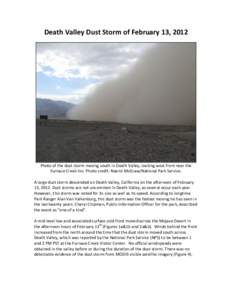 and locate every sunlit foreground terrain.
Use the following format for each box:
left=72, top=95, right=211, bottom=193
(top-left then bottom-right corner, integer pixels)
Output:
left=36, top=119, right=196, bottom=162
